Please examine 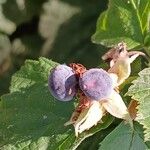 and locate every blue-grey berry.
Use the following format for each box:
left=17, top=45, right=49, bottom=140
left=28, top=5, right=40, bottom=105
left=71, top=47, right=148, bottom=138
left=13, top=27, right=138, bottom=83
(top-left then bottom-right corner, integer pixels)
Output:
left=79, top=68, right=113, bottom=100
left=48, top=64, right=77, bottom=101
